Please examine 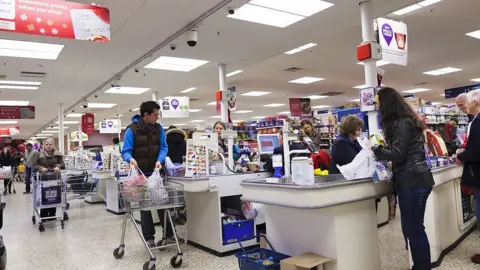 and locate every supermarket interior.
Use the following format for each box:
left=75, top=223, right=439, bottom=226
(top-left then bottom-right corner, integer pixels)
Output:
left=1, top=0, right=480, bottom=269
